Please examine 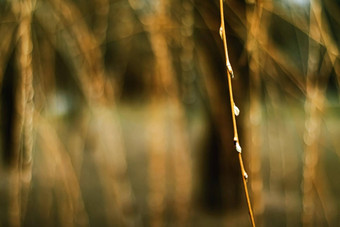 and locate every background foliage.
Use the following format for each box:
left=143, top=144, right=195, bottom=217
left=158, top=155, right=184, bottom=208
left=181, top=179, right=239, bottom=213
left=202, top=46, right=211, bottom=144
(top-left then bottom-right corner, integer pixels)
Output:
left=0, top=0, right=340, bottom=226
